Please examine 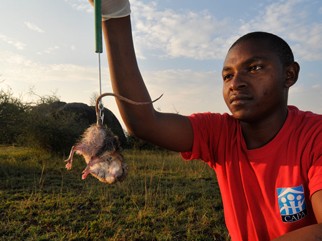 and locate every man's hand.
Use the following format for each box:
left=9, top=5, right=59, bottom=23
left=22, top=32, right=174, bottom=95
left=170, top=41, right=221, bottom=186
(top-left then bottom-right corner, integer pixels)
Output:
left=88, top=0, right=131, bottom=21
